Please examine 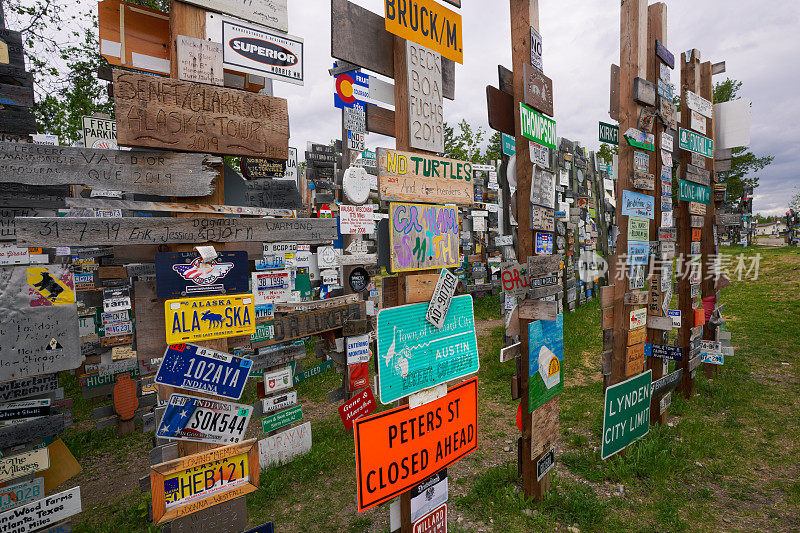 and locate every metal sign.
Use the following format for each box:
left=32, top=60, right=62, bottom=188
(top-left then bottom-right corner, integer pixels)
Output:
left=536, top=448, right=555, bottom=481
left=261, top=404, right=303, bottom=433
left=262, top=391, right=297, bottom=414
left=426, top=268, right=458, bottom=329
left=530, top=26, right=543, bottom=71
left=164, top=294, right=255, bottom=345
left=598, top=121, right=619, bottom=145
left=156, top=343, right=252, bottom=400
left=158, top=393, right=252, bottom=445
left=384, top=0, right=463, bottom=63
left=377, top=295, right=478, bottom=404
left=601, top=370, right=651, bottom=459
left=644, top=342, right=683, bottom=361
left=338, top=386, right=376, bottom=430
left=346, top=334, right=371, bottom=365
left=0, top=477, right=45, bottom=513
left=354, top=379, right=477, bottom=512
left=389, top=203, right=460, bottom=272
left=621, top=190, right=655, bottom=219
left=523, top=63, right=553, bottom=116
left=410, top=469, right=448, bottom=523
left=678, top=127, right=713, bottom=158
left=82, top=116, right=117, bottom=150
left=528, top=314, right=563, bottom=412
left=679, top=179, right=711, bottom=205
left=413, top=504, right=447, bottom=533
left=258, top=421, right=312, bottom=468
left=0, top=486, right=81, bottom=531
left=520, top=103, right=557, bottom=150
left=156, top=251, right=248, bottom=299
